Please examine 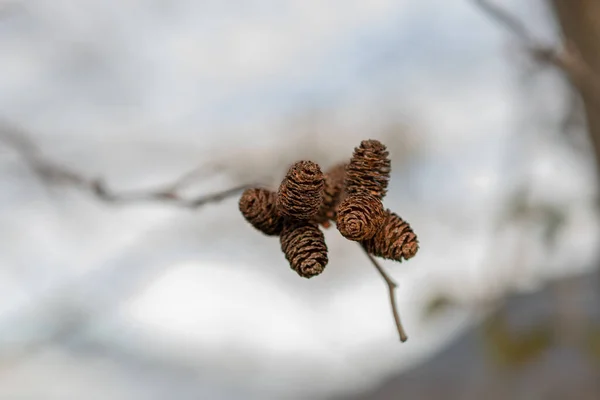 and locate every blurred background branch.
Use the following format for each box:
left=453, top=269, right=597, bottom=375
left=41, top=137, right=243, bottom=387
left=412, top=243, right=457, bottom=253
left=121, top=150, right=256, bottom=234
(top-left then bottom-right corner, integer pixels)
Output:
left=551, top=0, right=600, bottom=167
left=0, top=121, right=250, bottom=208
left=475, top=0, right=600, bottom=176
